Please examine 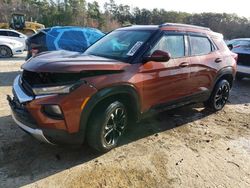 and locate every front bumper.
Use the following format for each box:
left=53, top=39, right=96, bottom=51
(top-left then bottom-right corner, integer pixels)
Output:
left=11, top=110, right=54, bottom=144
left=12, top=46, right=24, bottom=55
left=8, top=75, right=96, bottom=145
left=7, top=78, right=54, bottom=144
